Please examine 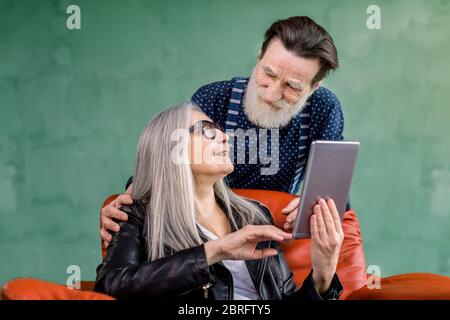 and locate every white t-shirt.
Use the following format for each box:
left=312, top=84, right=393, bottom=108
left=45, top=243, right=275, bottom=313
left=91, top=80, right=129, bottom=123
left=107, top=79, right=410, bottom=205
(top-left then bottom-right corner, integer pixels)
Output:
left=198, top=224, right=261, bottom=300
